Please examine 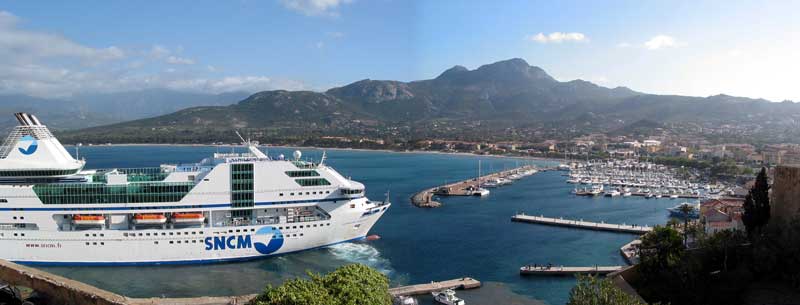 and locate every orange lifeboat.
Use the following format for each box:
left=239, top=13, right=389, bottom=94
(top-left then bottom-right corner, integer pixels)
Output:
left=72, top=215, right=105, bottom=226
left=172, top=212, right=205, bottom=224
left=133, top=213, right=167, bottom=225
